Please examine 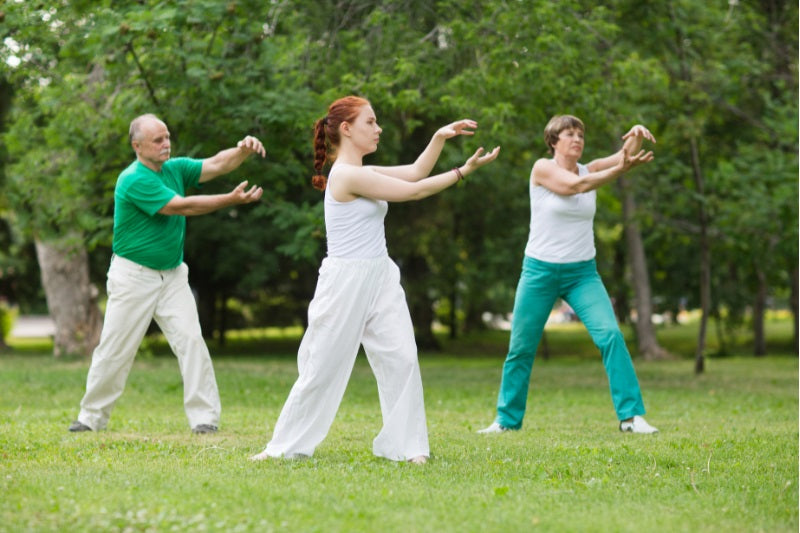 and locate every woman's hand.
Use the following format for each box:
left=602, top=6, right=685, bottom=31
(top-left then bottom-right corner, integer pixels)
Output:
left=435, top=119, right=478, bottom=140
left=622, top=124, right=656, bottom=144
left=463, top=146, right=501, bottom=175
left=616, top=147, right=654, bottom=174
left=620, top=125, right=656, bottom=160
